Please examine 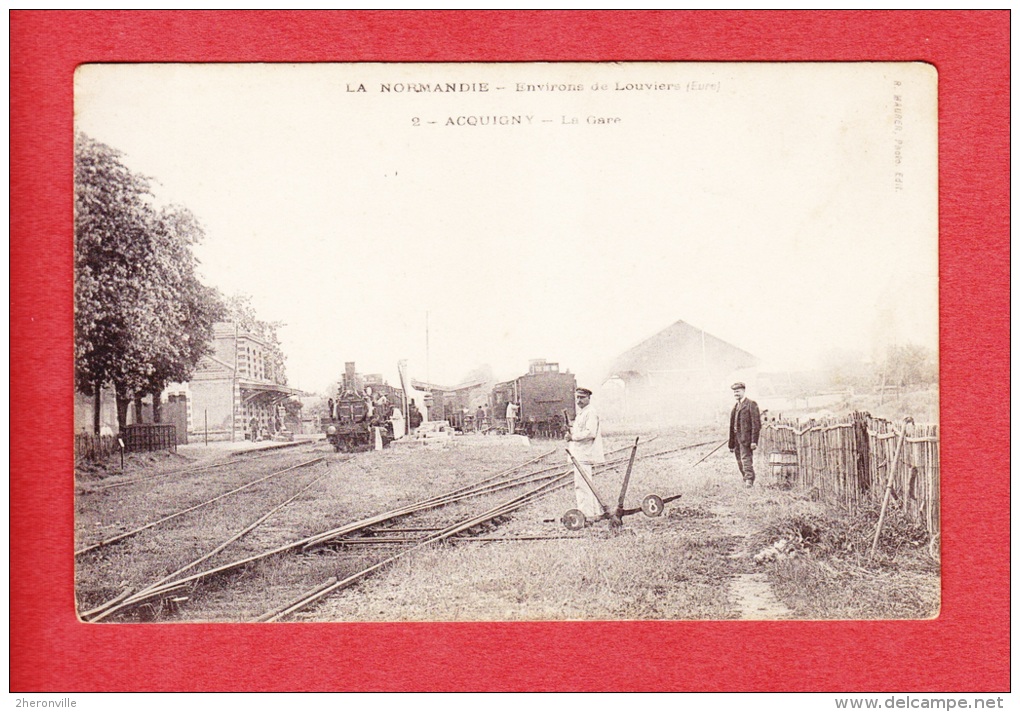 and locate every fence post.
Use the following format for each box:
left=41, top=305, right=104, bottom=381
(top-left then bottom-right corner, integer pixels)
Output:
left=870, top=417, right=913, bottom=559
left=852, top=411, right=871, bottom=496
